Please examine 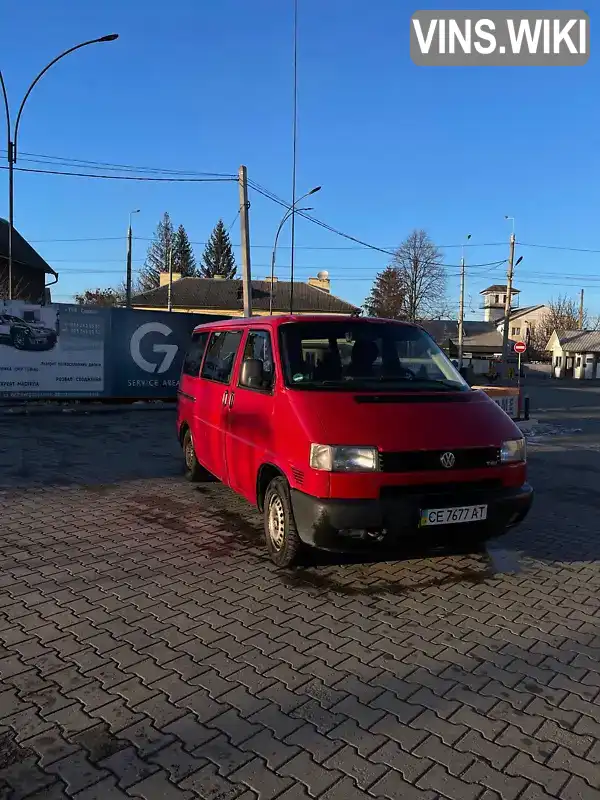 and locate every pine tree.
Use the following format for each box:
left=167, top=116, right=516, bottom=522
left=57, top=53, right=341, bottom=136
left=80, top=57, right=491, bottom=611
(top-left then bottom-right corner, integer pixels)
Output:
left=172, top=224, right=198, bottom=277
left=200, top=219, right=237, bottom=278
left=363, top=266, right=406, bottom=319
left=139, top=212, right=175, bottom=291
